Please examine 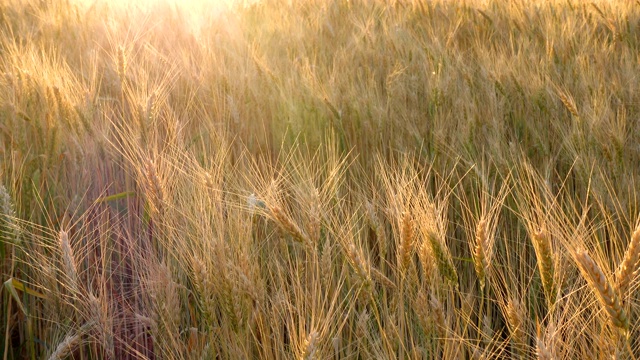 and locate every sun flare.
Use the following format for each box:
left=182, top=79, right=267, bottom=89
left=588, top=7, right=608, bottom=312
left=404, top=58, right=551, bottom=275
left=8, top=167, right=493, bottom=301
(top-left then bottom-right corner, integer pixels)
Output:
left=3, top=0, right=640, bottom=358
left=75, top=0, right=247, bottom=24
